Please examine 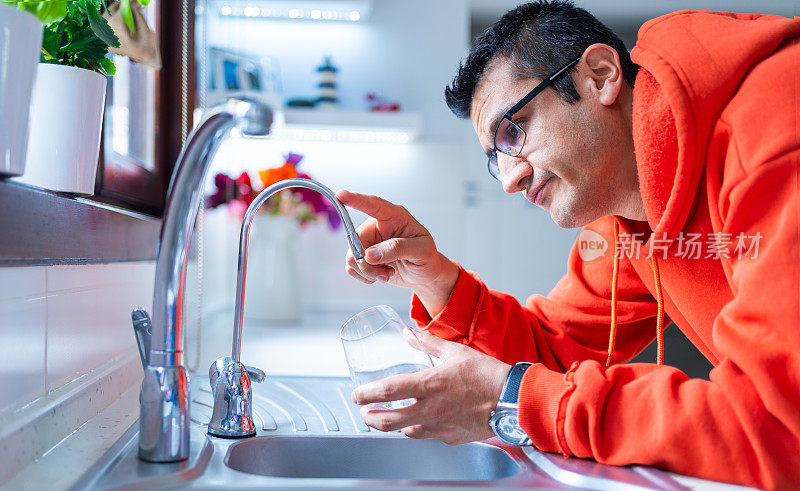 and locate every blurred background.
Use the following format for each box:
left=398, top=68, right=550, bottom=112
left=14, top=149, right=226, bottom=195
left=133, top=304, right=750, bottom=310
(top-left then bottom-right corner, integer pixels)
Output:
left=183, top=0, right=798, bottom=376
